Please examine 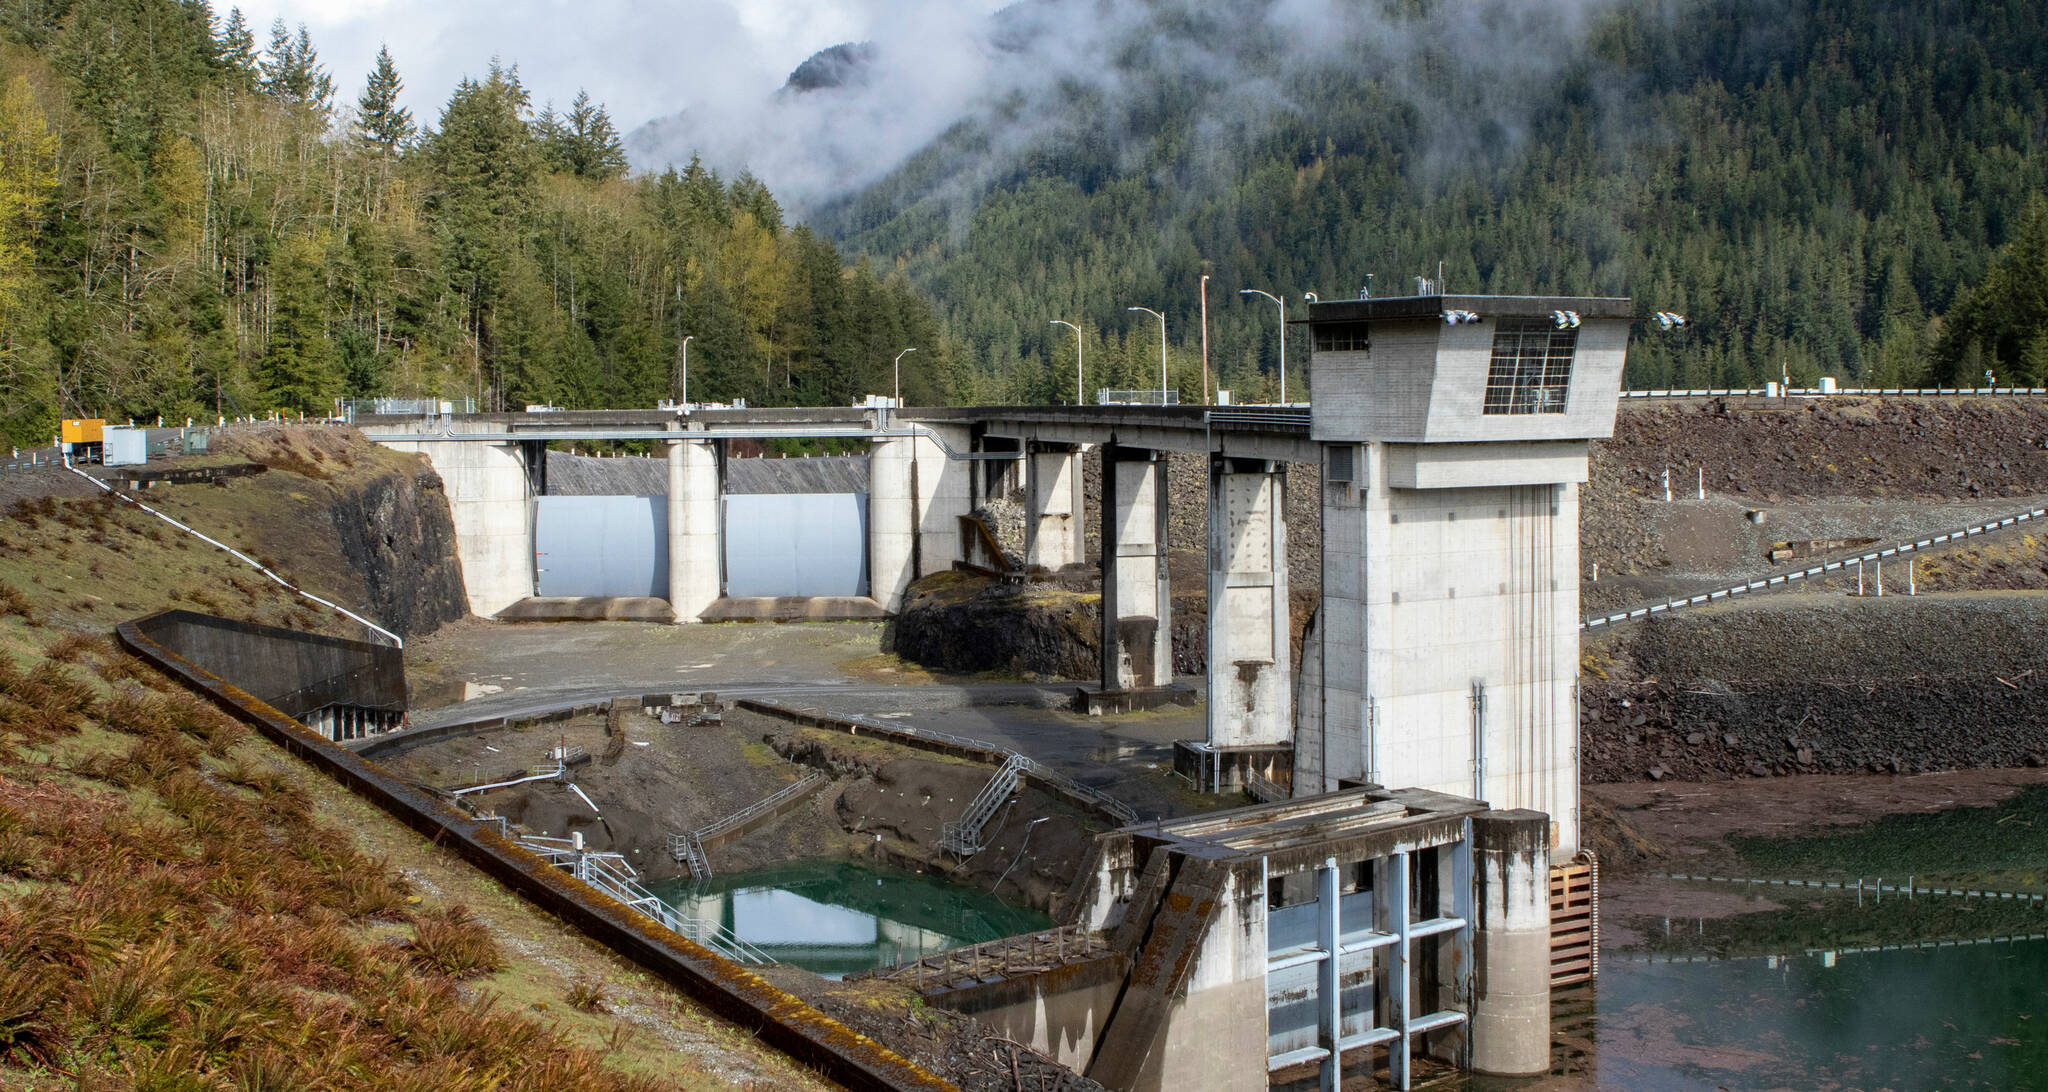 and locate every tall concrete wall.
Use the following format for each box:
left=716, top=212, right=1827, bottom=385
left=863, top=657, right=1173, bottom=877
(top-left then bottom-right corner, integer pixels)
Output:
left=133, top=610, right=405, bottom=717
left=666, top=434, right=722, bottom=620
left=1319, top=444, right=1582, bottom=852
left=1102, top=447, right=1172, bottom=689
left=380, top=424, right=533, bottom=617
left=871, top=427, right=976, bottom=613
left=1025, top=444, right=1085, bottom=569
left=1207, top=458, right=1291, bottom=747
